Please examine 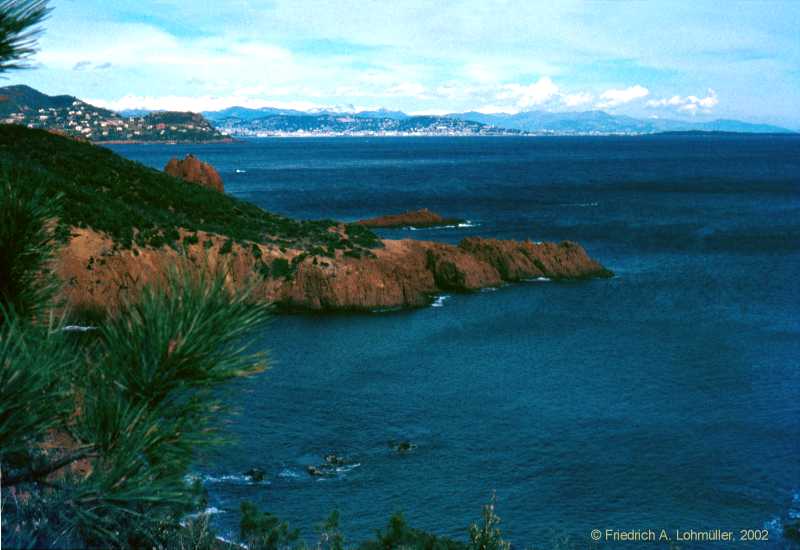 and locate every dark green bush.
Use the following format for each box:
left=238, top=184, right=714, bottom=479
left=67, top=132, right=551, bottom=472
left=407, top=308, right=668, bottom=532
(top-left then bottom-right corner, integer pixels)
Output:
left=359, top=512, right=465, bottom=550
left=271, top=257, right=291, bottom=278
left=240, top=501, right=300, bottom=550
left=220, top=238, right=234, bottom=255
